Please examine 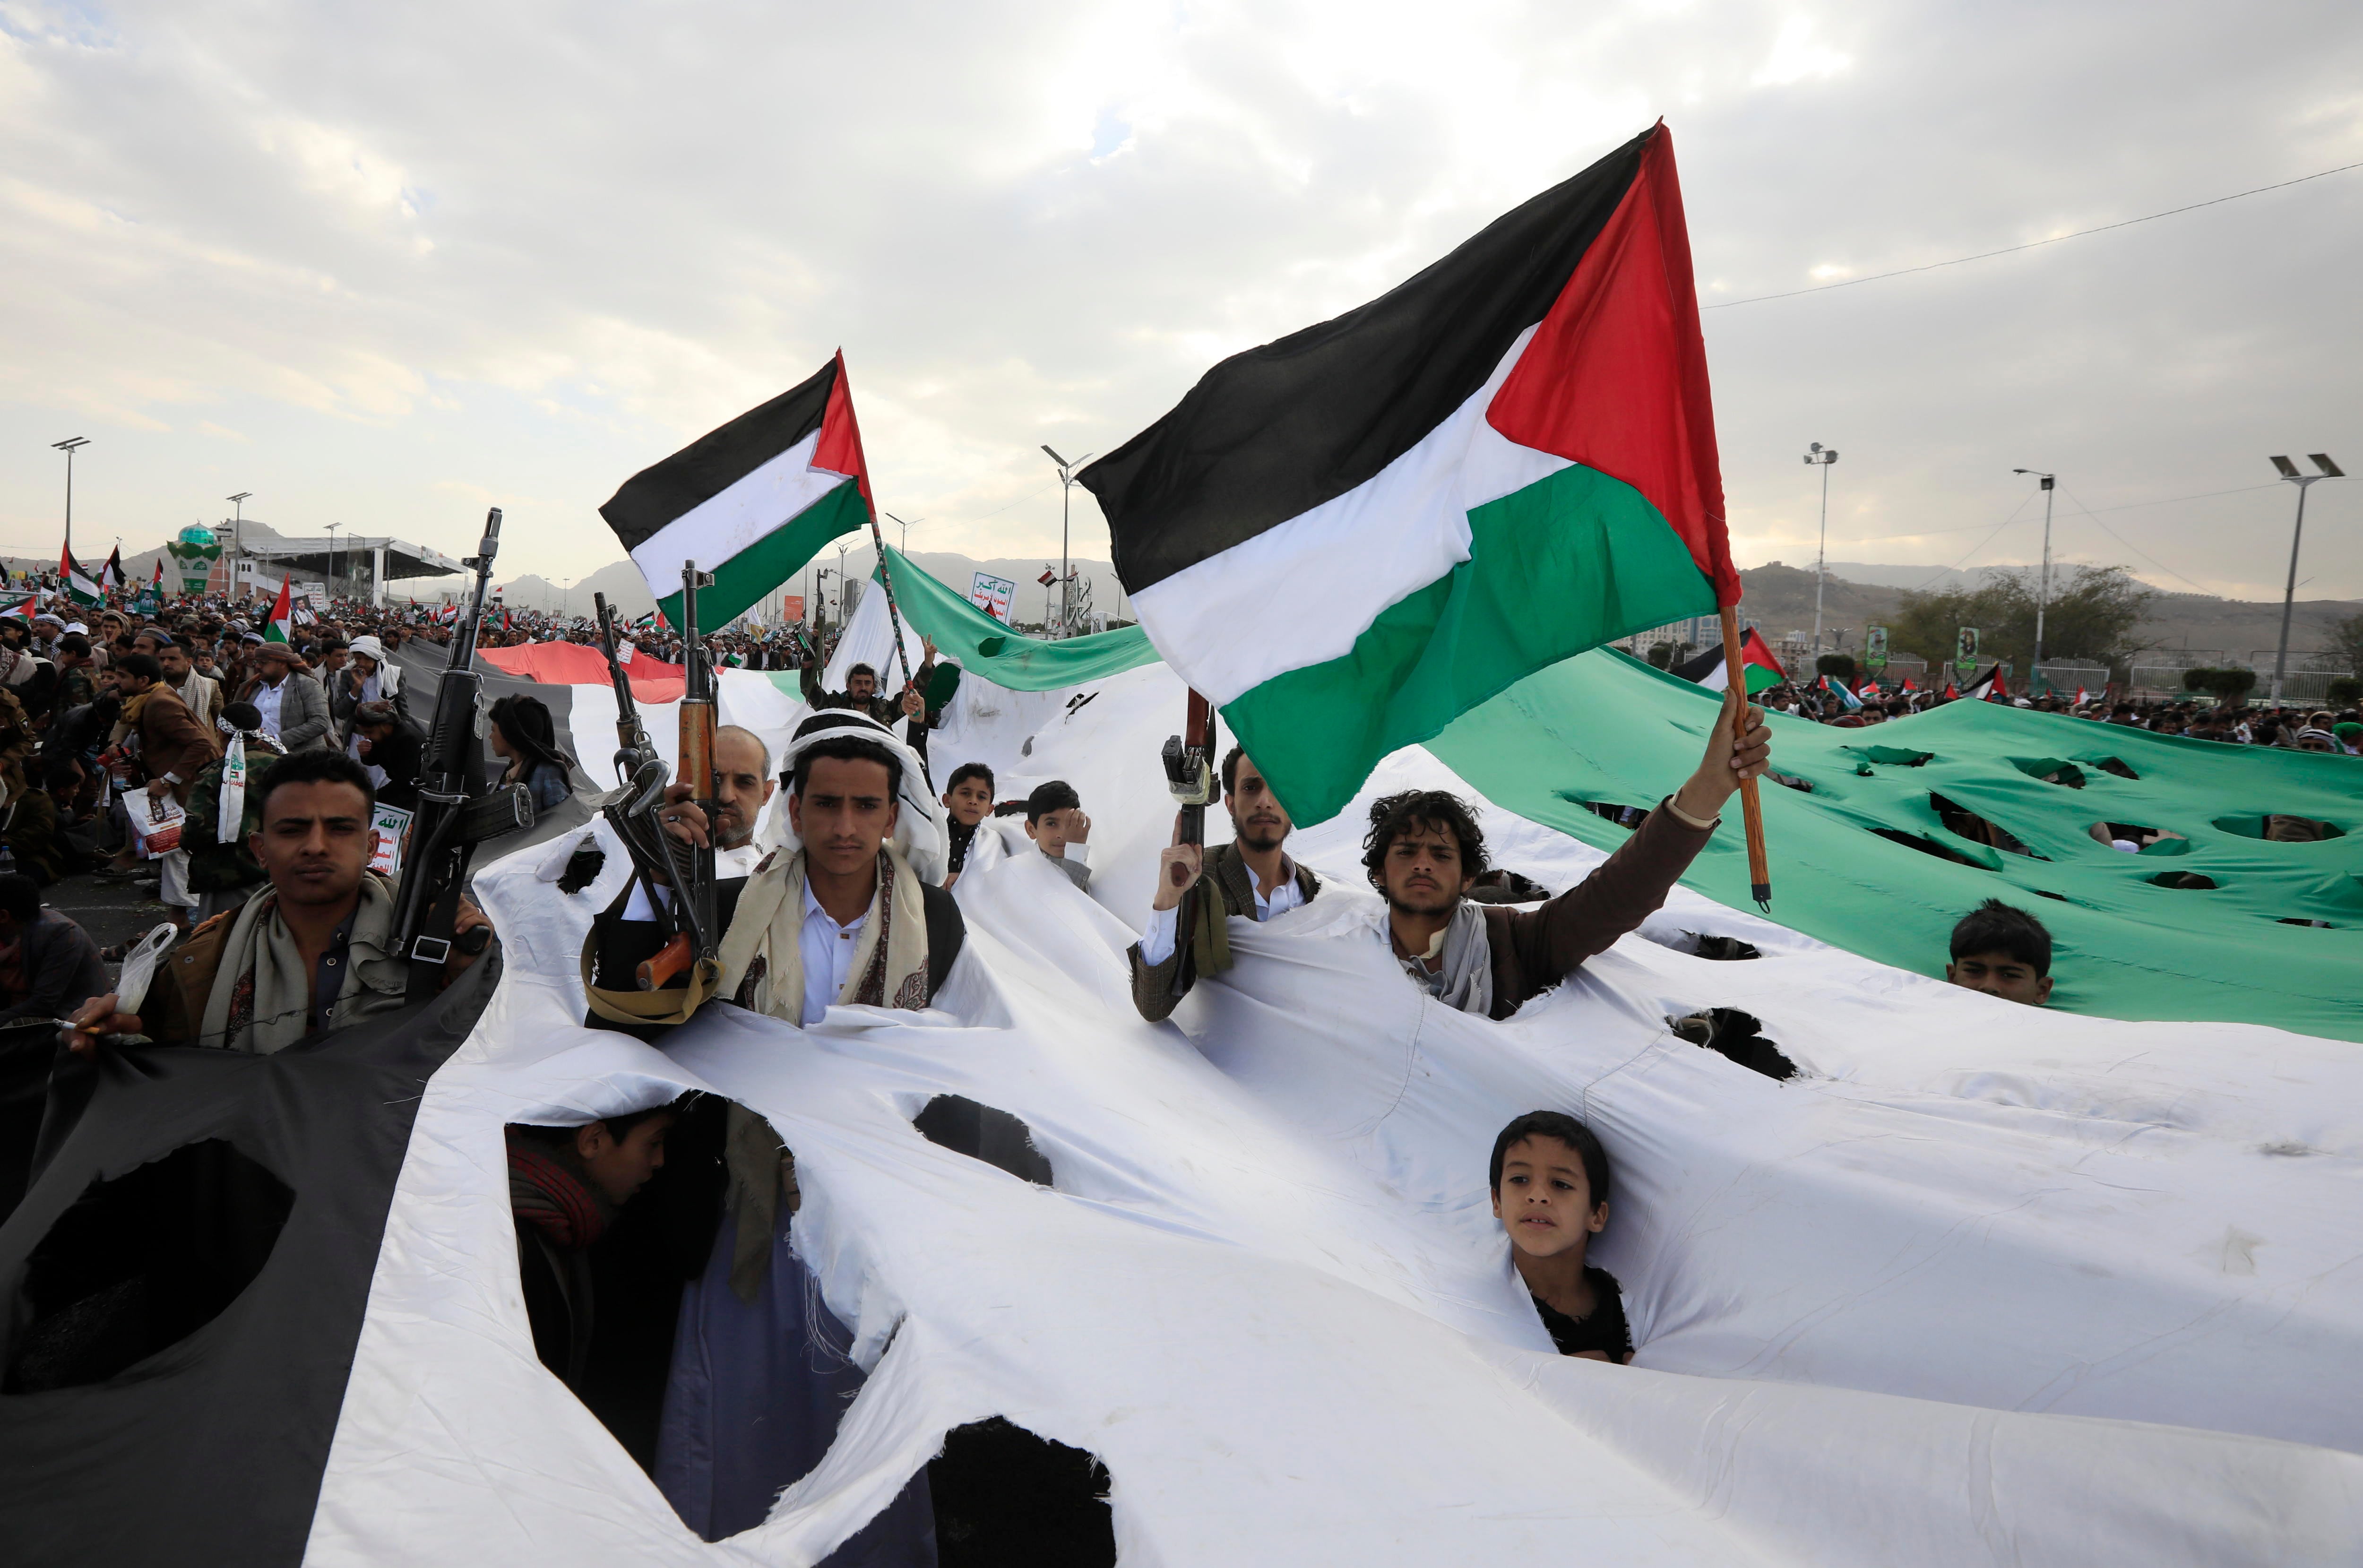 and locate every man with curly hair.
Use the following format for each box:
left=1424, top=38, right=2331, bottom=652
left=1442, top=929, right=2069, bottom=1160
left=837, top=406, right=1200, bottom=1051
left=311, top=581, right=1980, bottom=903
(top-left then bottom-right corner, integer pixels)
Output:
left=1364, top=701, right=1770, bottom=1019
